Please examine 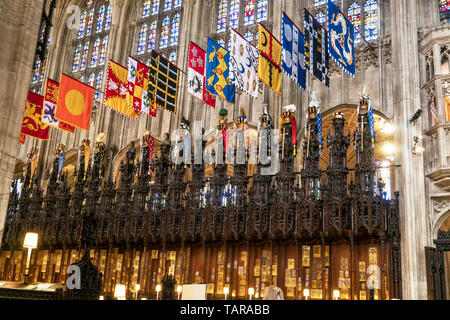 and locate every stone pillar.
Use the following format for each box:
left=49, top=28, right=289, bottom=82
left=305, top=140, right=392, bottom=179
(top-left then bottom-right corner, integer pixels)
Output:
left=0, top=0, right=44, bottom=246
left=390, top=0, right=429, bottom=300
